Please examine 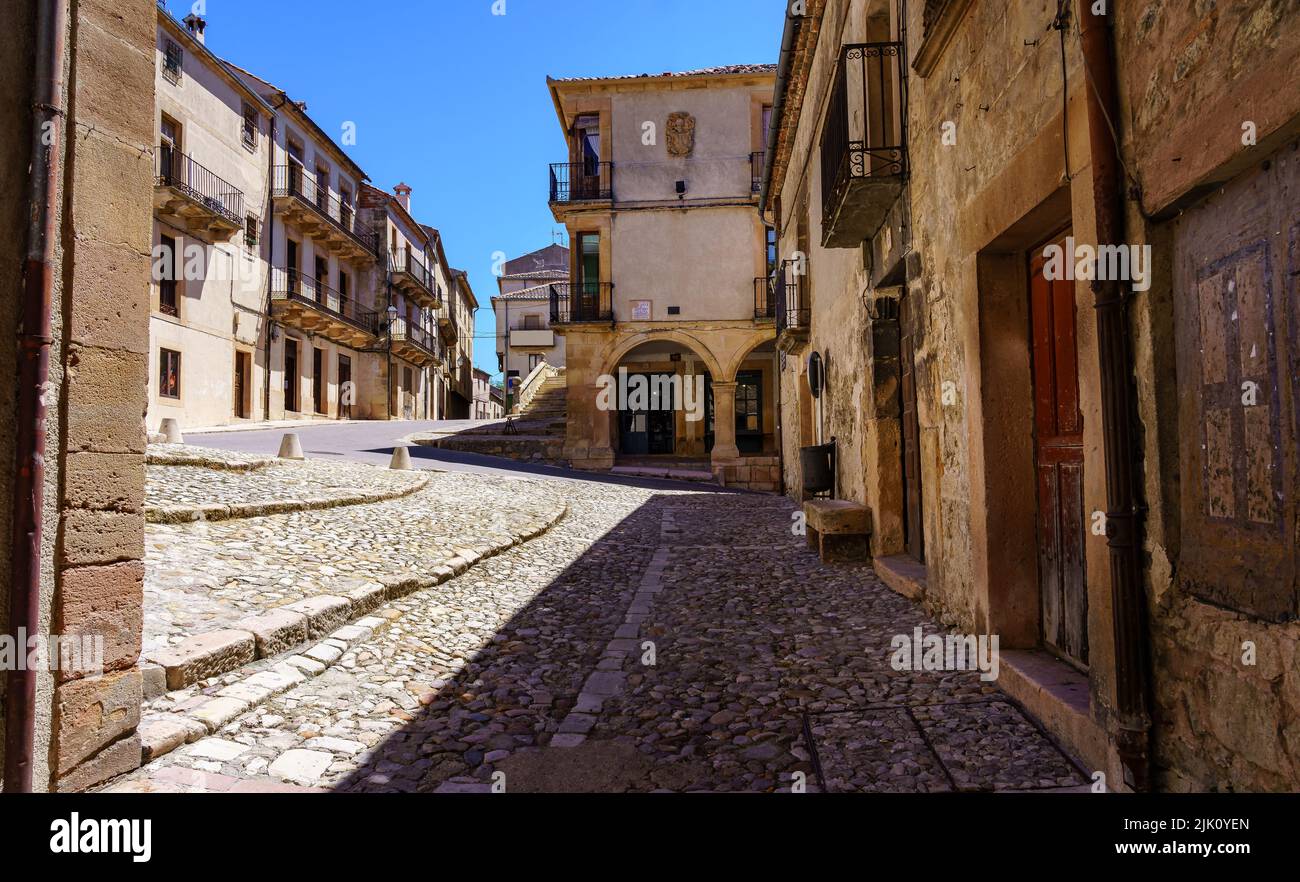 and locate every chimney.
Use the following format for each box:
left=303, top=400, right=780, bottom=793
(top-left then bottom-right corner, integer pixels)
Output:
left=394, top=183, right=412, bottom=213
left=182, top=13, right=207, bottom=44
